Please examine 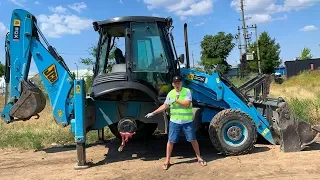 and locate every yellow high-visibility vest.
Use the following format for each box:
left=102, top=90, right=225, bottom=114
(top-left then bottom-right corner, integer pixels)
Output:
left=168, top=87, right=193, bottom=121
